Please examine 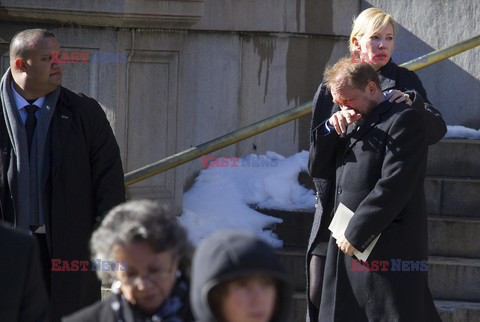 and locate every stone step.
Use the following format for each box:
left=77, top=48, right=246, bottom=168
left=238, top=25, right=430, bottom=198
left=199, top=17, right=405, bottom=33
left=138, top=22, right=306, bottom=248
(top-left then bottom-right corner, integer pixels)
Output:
left=294, top=176, right=480, bottom=219
left=427, top=139, right=480, bottom=178
left=267, top=177, right=480, bottom=247
left=292, top=292, right=307, bottom=322
left=435, top=300, right=480, bottom=322
left=292, top=292, right=480, bottom=322
left=261, top=208, right=314, bottom=248
left=428, top=256, right=480, bottom=302
left=425, top=176, right=480, bottom=218
left=428, top=216, right=480, bottom=258
left=266, top=208, right=479, bottom=259
left=277, top=249, right=480, bottom=302
left=276, top=247, right=307, bottom=292
left=304, top=139, right=480, bottom=181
